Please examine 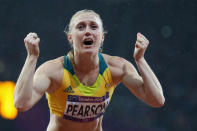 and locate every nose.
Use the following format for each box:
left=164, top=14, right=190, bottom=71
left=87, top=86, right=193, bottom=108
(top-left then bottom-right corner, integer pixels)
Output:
left=85, top=27, right=91, bottom=36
